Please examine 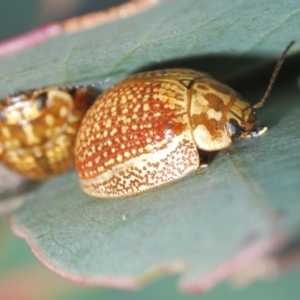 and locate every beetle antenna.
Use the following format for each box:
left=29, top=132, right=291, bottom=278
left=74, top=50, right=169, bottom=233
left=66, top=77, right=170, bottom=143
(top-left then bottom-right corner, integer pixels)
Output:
left=253, top=41, right=295, bottom=109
